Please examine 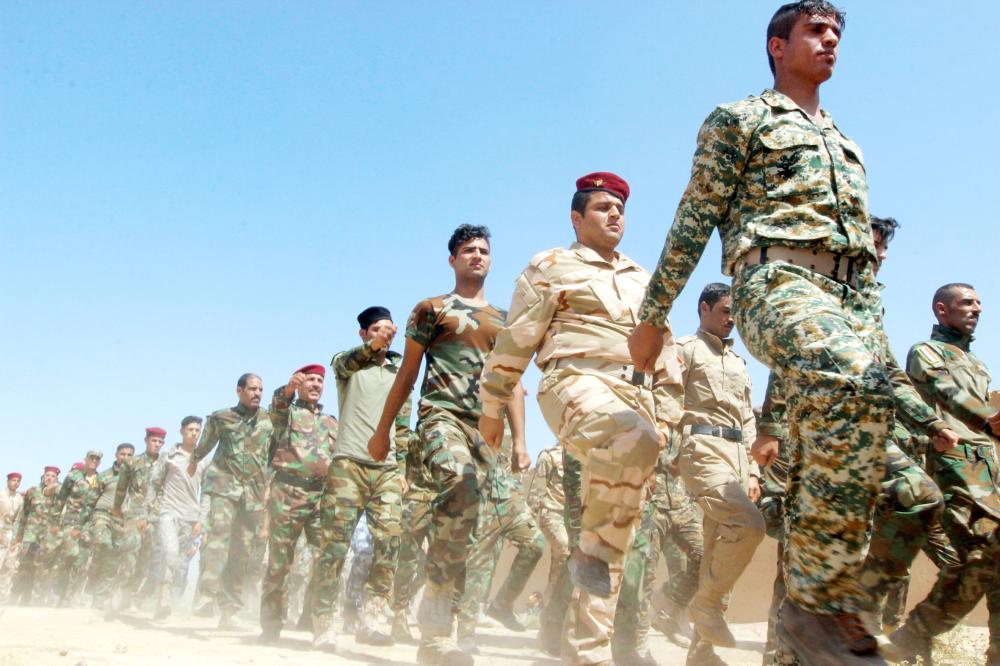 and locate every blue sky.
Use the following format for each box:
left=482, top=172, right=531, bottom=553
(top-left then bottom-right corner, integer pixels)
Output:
left=2, top=1, right=997, bottom=477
